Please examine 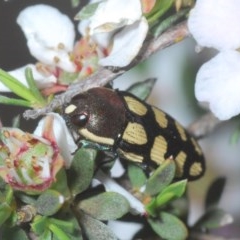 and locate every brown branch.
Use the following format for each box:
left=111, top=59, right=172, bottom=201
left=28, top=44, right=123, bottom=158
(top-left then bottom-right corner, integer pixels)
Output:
left=187, top=112, right=222, bottom=139
left=23, top=21, right=190, bottom=119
